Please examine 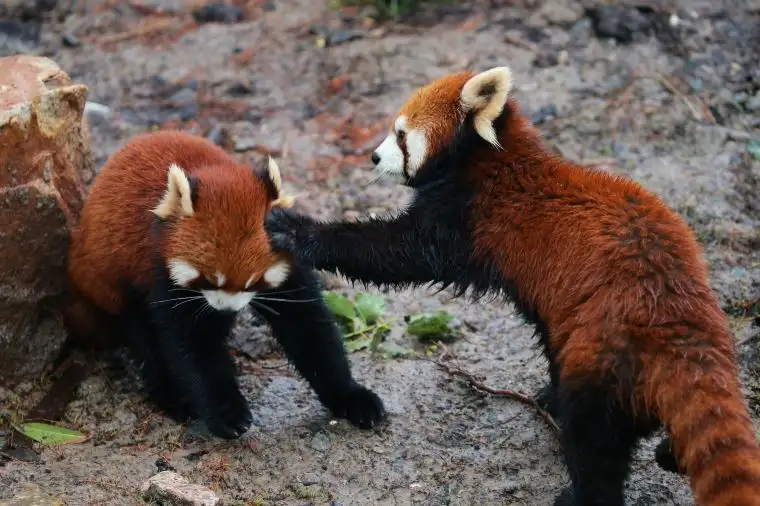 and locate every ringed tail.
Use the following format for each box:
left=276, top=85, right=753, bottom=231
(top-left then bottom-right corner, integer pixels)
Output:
left=651, top=344, right=760, bottom=505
